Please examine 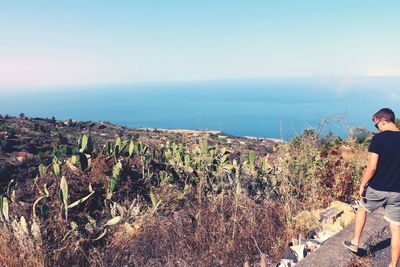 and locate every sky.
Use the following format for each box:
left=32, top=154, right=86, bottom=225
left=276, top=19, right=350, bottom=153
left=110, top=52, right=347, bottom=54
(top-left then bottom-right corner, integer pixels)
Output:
left=0, top=1, right=400, bottom=90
